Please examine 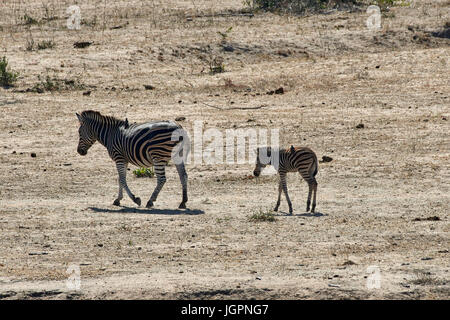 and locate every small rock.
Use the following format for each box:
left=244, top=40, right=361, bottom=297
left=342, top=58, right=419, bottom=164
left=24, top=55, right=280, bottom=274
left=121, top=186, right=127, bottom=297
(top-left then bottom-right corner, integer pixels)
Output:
left=223, top=45, right=234, bottom=52
left=28, top=252, right=48, bottom=256
left=356, top=123, right=365, bottom=129
left=83, top=91, right=91, bottom=96
left=274, top=87, right=284, bottom=94
left=143, top=85, right=155, bottom=90
left=277, top=50, right=290, bottom=57
left=342, top=260, right=356, bottom=266
left=175, top=116, right=186, bottom=121
left=31, top=152, right=36, bottom=158
left=321, top=156, right=333, bottom=163
left=73, top=41, right=93, bottom=48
